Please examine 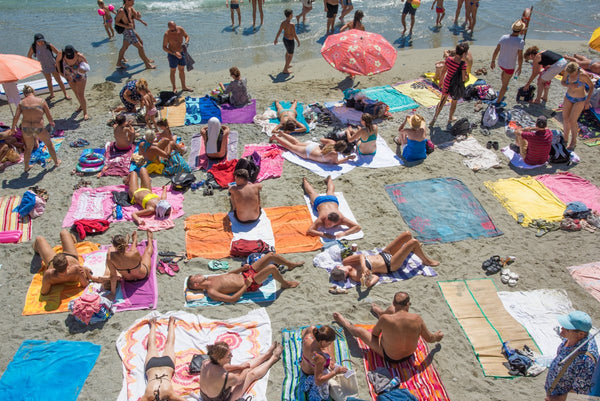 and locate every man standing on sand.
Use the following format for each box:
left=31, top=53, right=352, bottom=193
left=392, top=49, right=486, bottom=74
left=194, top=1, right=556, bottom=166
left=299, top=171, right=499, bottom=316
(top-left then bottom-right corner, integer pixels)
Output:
left=303, top=176, right=361, bottom=239
left=333, top=292, right=444, bottom=363
left=274, top=9, right=300, bottom=75
left=186, top=252, right=302, bottom=303
left=229, top=169, right=262, bottom=224
left=162, top=21, right=192, bottom=93
left=490, top=20, right=525, bottom=107
left=401, top=0, right=417, bottom=35
left=115, top=0, right=155, bottom=69
left=324, top=0, right=339, bottom=34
